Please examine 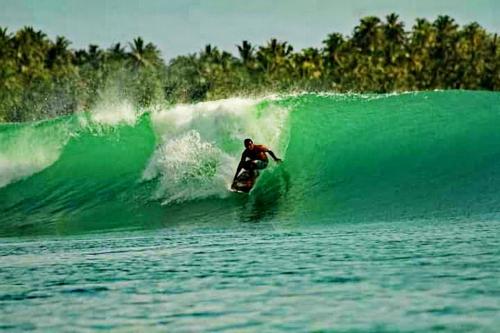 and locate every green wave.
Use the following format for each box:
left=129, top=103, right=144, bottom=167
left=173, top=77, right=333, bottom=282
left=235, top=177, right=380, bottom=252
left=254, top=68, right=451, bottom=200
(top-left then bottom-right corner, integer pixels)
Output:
left=1, top=91, right=500, bottom=236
